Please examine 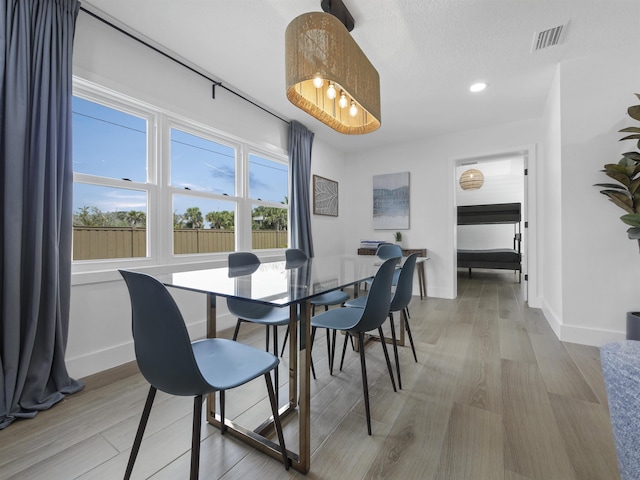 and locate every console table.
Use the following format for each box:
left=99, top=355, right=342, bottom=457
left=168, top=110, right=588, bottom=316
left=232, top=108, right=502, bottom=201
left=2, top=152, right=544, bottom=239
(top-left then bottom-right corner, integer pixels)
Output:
left=357, top=247, right=427, bottom=299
